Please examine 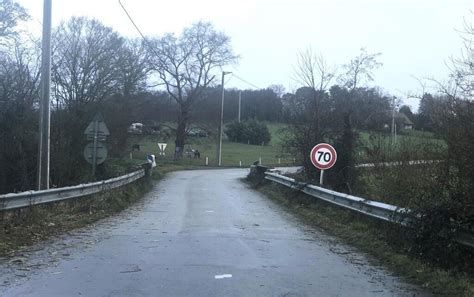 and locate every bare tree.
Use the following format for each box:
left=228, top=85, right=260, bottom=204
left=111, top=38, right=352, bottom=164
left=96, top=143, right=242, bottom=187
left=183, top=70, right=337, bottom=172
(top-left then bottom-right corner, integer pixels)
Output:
left=51, top=17, right=124, bottom=108
left=50, top=17, right=125, bottom=185
left=450, top=14, right=473, bottom=100
left=0, top=0, right=29, bottom=45
left=339, top=47, right=382, bottom=92
left=292, top=48, right=336, bottom=137
left=293, top=47, right=336, bottom=92
left=0, top=41, right=40, bottom=193
left=285, top=49, right=336, bottom=179
left=148, top=21, right=238, bottom=157
left=116, top=39, right=152, bottom=97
